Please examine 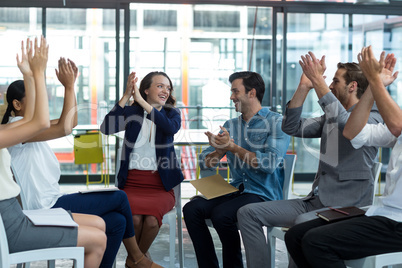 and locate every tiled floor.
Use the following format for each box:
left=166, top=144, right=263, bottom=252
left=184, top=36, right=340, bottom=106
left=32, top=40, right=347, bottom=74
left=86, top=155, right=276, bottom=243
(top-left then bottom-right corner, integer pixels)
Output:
left=21, top=181, right=385, bottom=267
